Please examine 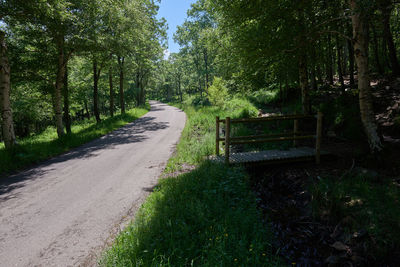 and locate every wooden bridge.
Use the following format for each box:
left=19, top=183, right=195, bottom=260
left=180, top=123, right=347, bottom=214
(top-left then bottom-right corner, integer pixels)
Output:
left=214, top=113, right=326, bottom=165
